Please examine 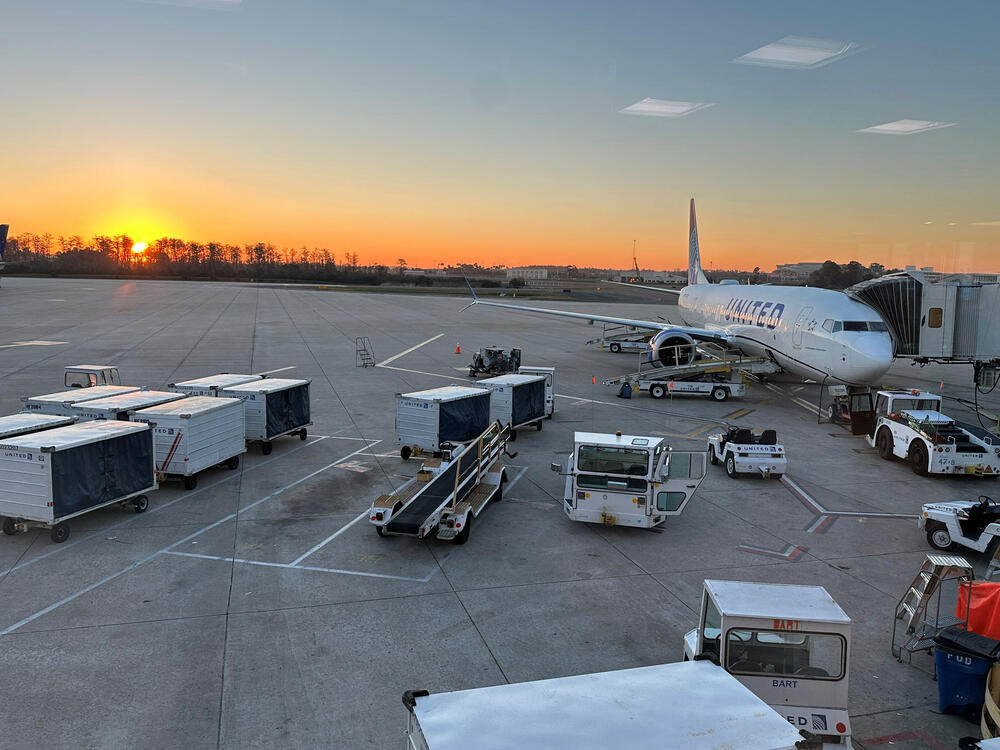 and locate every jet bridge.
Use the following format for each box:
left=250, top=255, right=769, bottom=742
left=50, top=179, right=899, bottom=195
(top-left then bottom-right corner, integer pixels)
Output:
left=848, top=270, right=1000, bottom=382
